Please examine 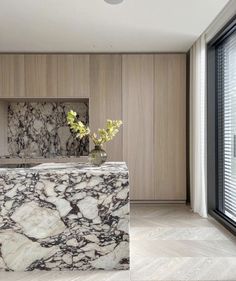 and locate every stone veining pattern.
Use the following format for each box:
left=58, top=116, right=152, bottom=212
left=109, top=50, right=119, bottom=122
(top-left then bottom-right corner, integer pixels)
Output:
left=8, top=102, right=89, bottom=157
left=0, top=162, right=129, bottom=271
